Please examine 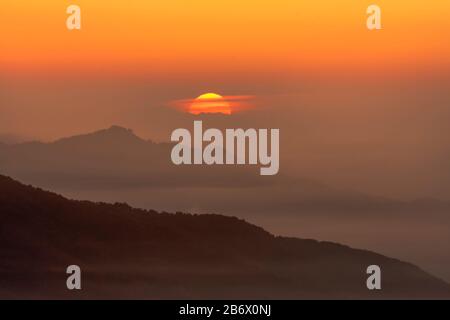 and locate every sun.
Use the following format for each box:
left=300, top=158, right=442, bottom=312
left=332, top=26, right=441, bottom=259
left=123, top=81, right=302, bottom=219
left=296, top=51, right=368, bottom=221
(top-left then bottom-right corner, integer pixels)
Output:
left=189, top=93, right=232, bottom=115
